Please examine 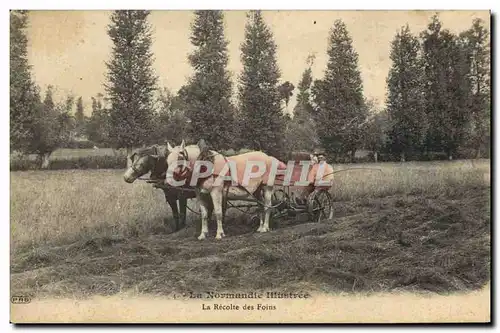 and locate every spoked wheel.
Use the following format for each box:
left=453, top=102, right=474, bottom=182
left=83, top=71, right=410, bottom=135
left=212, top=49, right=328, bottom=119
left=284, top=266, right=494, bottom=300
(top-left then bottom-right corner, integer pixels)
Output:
left=272, top=189, right=289, bottom=211
left=307, top=189, right=333, bottom=223
left=249, top=214, right=261, bottom=229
